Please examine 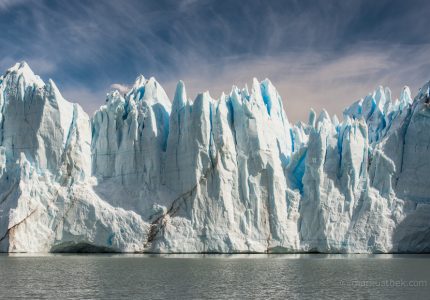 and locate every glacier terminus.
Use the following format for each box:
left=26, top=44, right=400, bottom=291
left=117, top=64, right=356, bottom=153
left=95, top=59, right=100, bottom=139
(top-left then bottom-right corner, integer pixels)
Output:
left=0, top=61, right=429, bottom=253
